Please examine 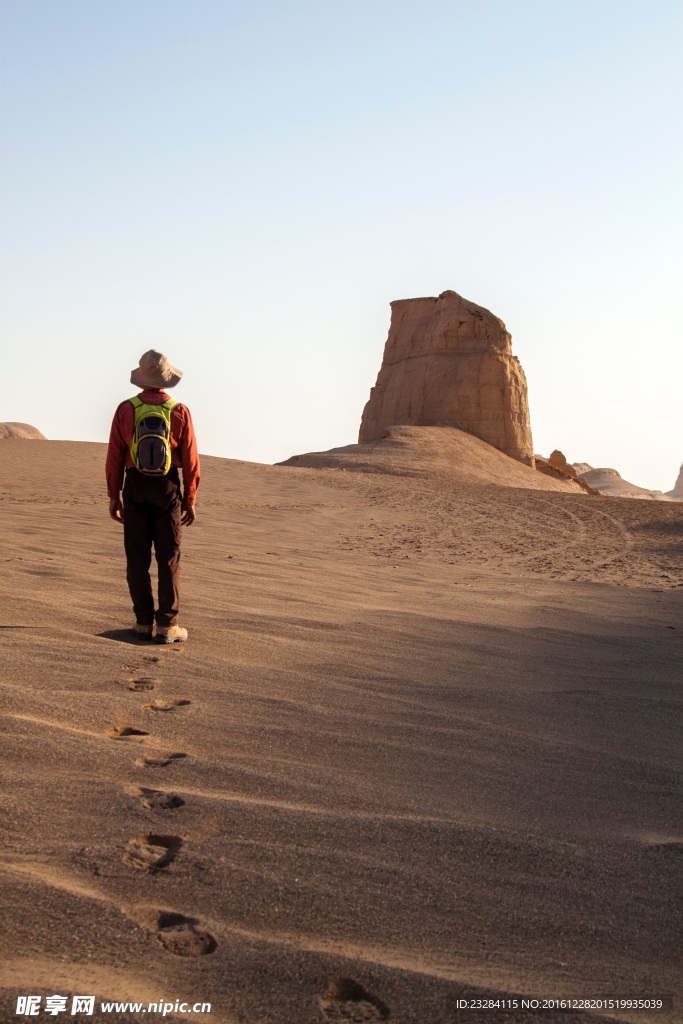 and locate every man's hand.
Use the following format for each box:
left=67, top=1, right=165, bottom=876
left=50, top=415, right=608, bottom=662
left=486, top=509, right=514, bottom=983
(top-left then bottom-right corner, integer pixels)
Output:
left=109, top=498, right=124, bottom=523
left=181, top=504, right=197, bottom=527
